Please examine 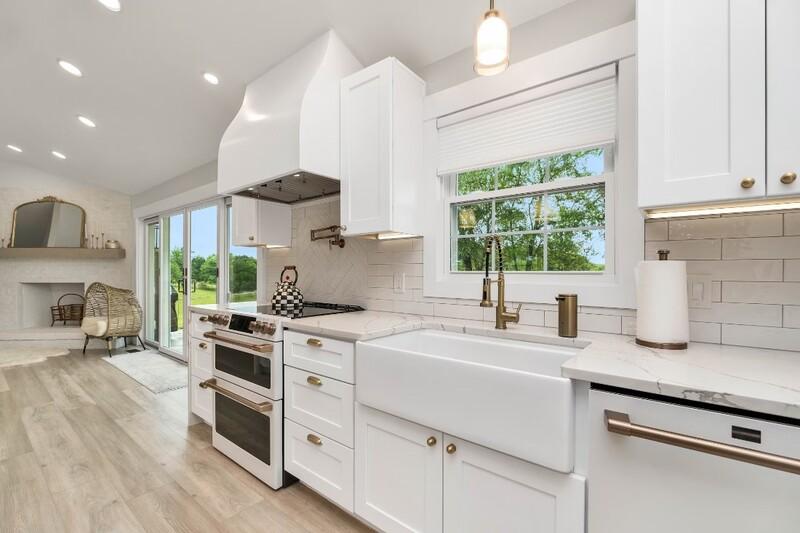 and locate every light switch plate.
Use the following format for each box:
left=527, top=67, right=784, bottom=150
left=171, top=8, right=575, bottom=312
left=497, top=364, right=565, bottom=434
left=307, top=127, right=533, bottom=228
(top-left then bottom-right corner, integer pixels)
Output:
left=687, top=274, right=712, bottom=309
left=393, top=273, right=406, bottom=294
